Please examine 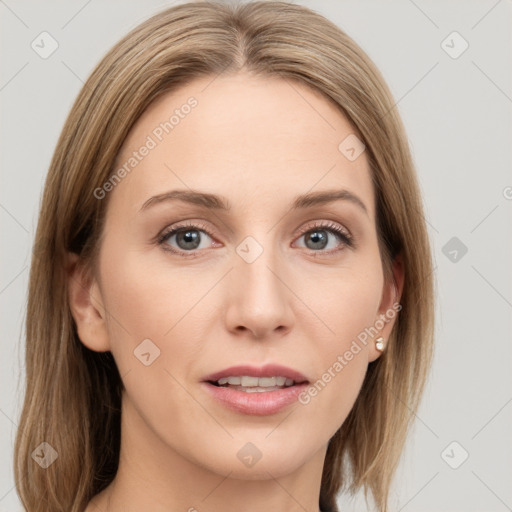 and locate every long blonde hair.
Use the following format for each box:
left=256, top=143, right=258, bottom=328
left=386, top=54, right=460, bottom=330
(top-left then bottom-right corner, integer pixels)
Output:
left=14, top=2, right=435, bottom=511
